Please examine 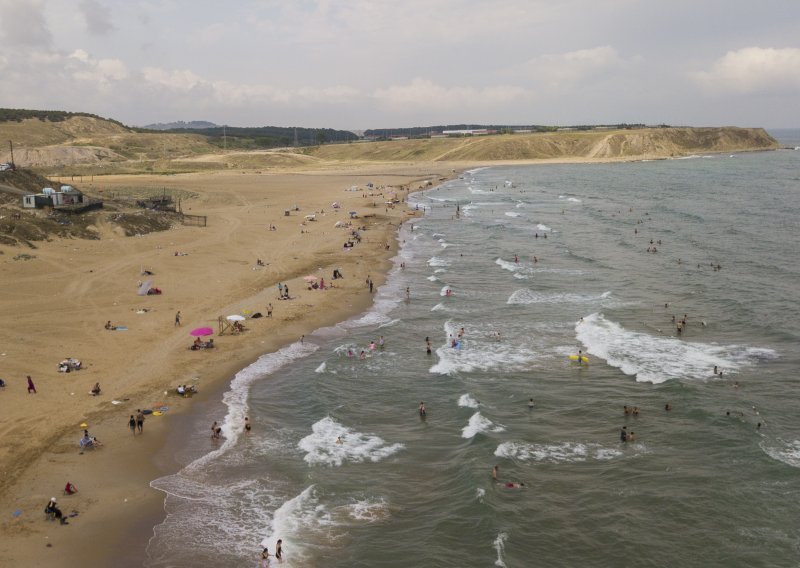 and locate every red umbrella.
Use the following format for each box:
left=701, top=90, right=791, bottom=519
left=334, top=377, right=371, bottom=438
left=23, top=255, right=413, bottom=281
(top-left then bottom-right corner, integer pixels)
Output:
left=190, top=327, right=214, bottom=337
